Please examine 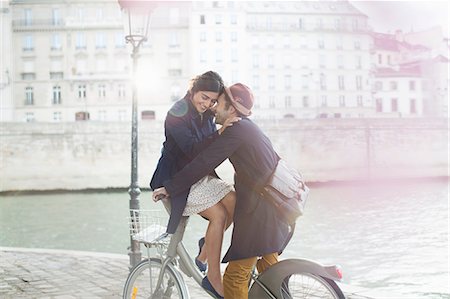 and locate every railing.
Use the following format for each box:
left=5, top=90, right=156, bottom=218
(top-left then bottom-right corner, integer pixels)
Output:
left=13, top=19, right=65, bottom=27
